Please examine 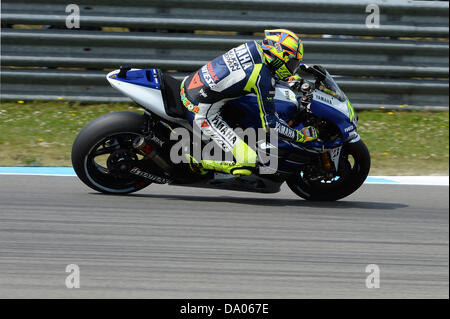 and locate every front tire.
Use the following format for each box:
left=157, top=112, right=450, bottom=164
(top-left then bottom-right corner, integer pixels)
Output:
left=287, top=139, right=371, bottom=201
left=71, top=111, right=152, bottom=194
